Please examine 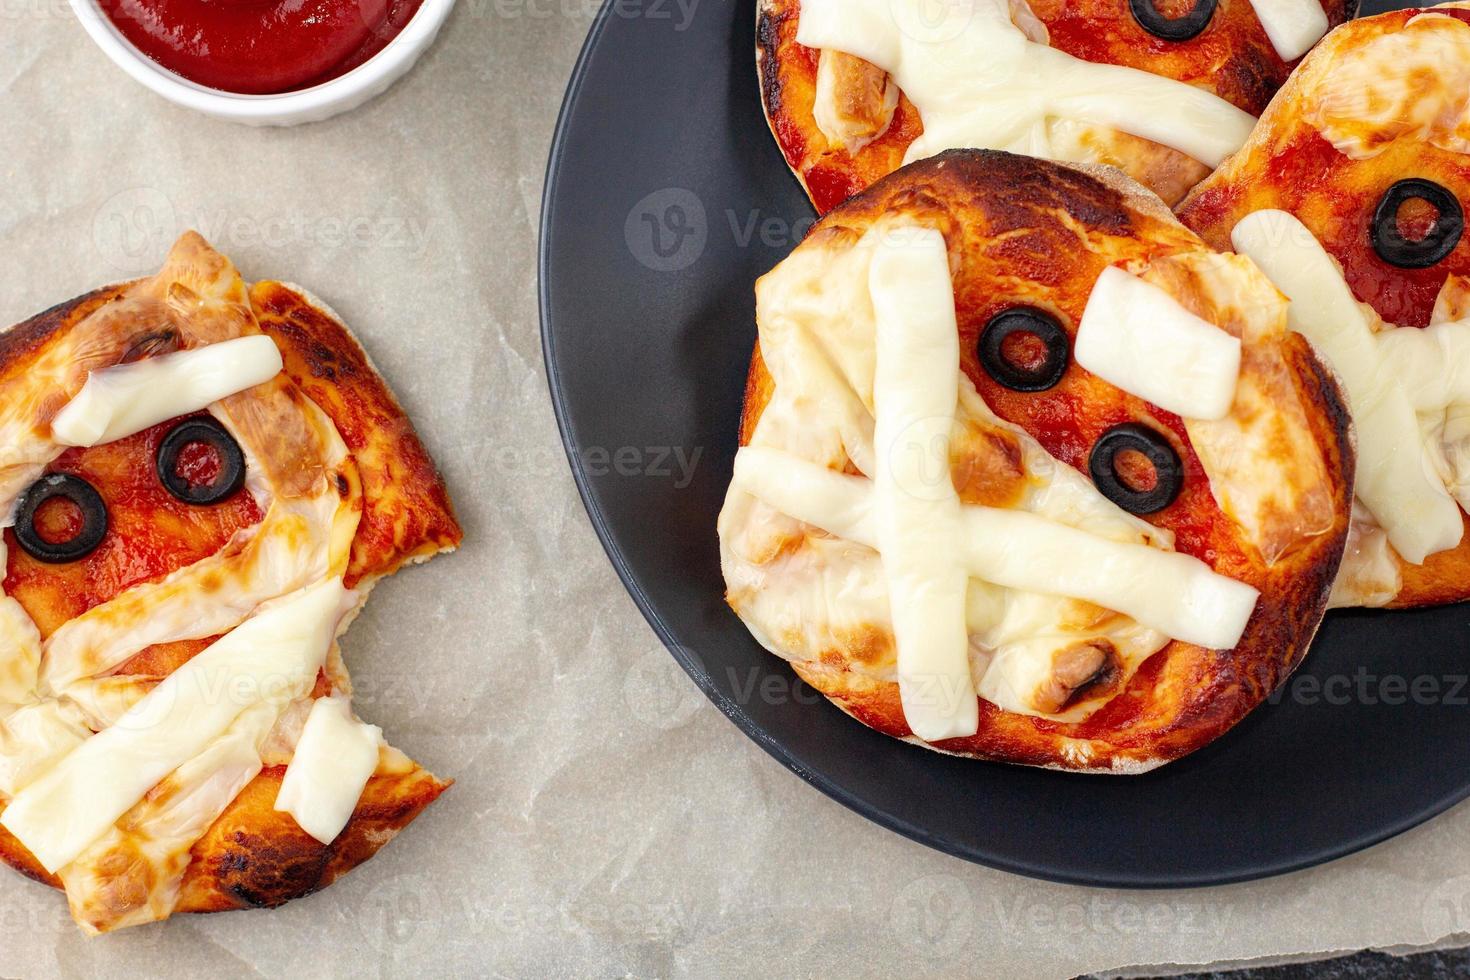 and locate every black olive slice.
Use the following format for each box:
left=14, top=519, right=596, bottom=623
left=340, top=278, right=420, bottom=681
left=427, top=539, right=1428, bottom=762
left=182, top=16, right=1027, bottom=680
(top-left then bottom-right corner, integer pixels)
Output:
left=1088, top=423, right=1183, bottom=515
left=156, top=417, right=247, bottom=506
left=1129, top=0, right=1217, bottom=40
left=1371, top=179, right=1464, bottom=269
left=978, top=307, right=1070, bottom=392
left=12, top=474, right=109, bottom=564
